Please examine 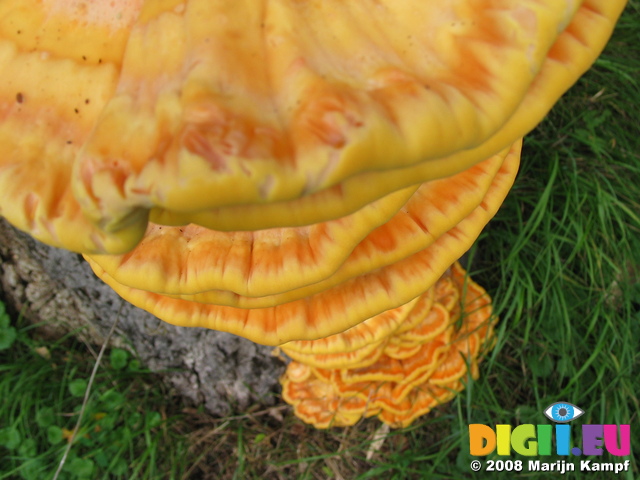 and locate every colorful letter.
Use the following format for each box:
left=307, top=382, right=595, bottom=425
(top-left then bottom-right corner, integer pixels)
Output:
left=496, top=425, right=511, bottom=455
left=537, top=424, right=552, bottom=455
left=511, top=424, right=537, bottom=456
left=582, top=425, right=604, bottom=455
left=555, top=424, right=571, bottom=455
left=469, top=424, right=496, bottom=456
left=604, top=425, right=630, bottom=456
